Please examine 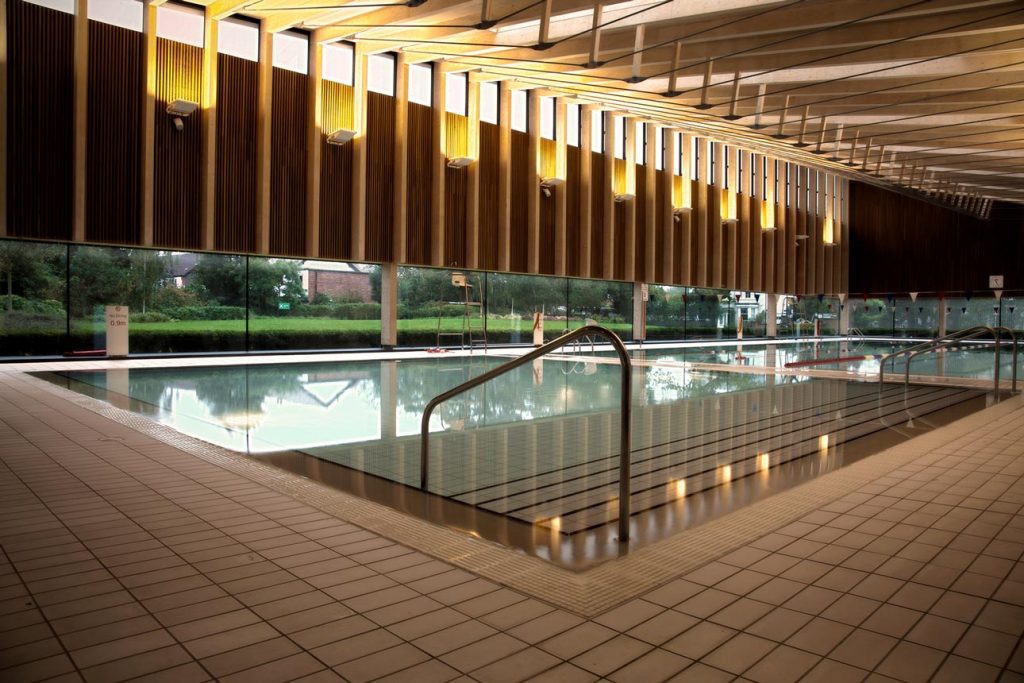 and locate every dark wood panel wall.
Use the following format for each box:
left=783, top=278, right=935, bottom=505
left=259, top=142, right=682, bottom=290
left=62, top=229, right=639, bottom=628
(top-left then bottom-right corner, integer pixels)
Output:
left=849, top=182, right=1024, bottom=294
left=319, top=81, right=354, bottom=260
left=87, top=21, right=142, bottom=245
left=405, top=102, right=433, bottom=265
left=215, top=54, right=258, bottom=254
left=364, top=92, right=394, bottom=263
left=477, top=122, right=500, bottom=272
left=153, top=38, right=202, bottom=250
left=269, top=68, right=308, bottom=257
left=5, top=11, right=854, bottom=297
left=6, top=0, right=74, bottom=240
